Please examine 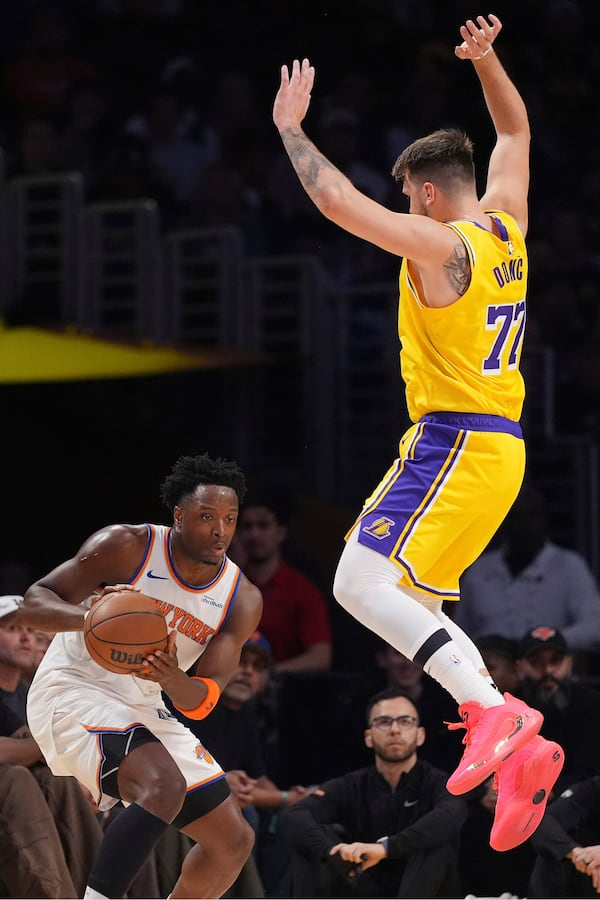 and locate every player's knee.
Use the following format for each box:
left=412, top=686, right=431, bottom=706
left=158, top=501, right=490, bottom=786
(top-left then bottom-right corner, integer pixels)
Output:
left=333, top=559, right=363, bottom=611
left=223, top=814, right=254, bottom=868
left=125, top=768, right=187, bottom=822
left=225, top=815, right=255, bottom=875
